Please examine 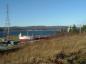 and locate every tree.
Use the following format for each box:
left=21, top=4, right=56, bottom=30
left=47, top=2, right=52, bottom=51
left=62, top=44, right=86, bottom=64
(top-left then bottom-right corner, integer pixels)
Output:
left=81, top=25, right=86, bottom=32
left=69, top=24, right=79, bottom=33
